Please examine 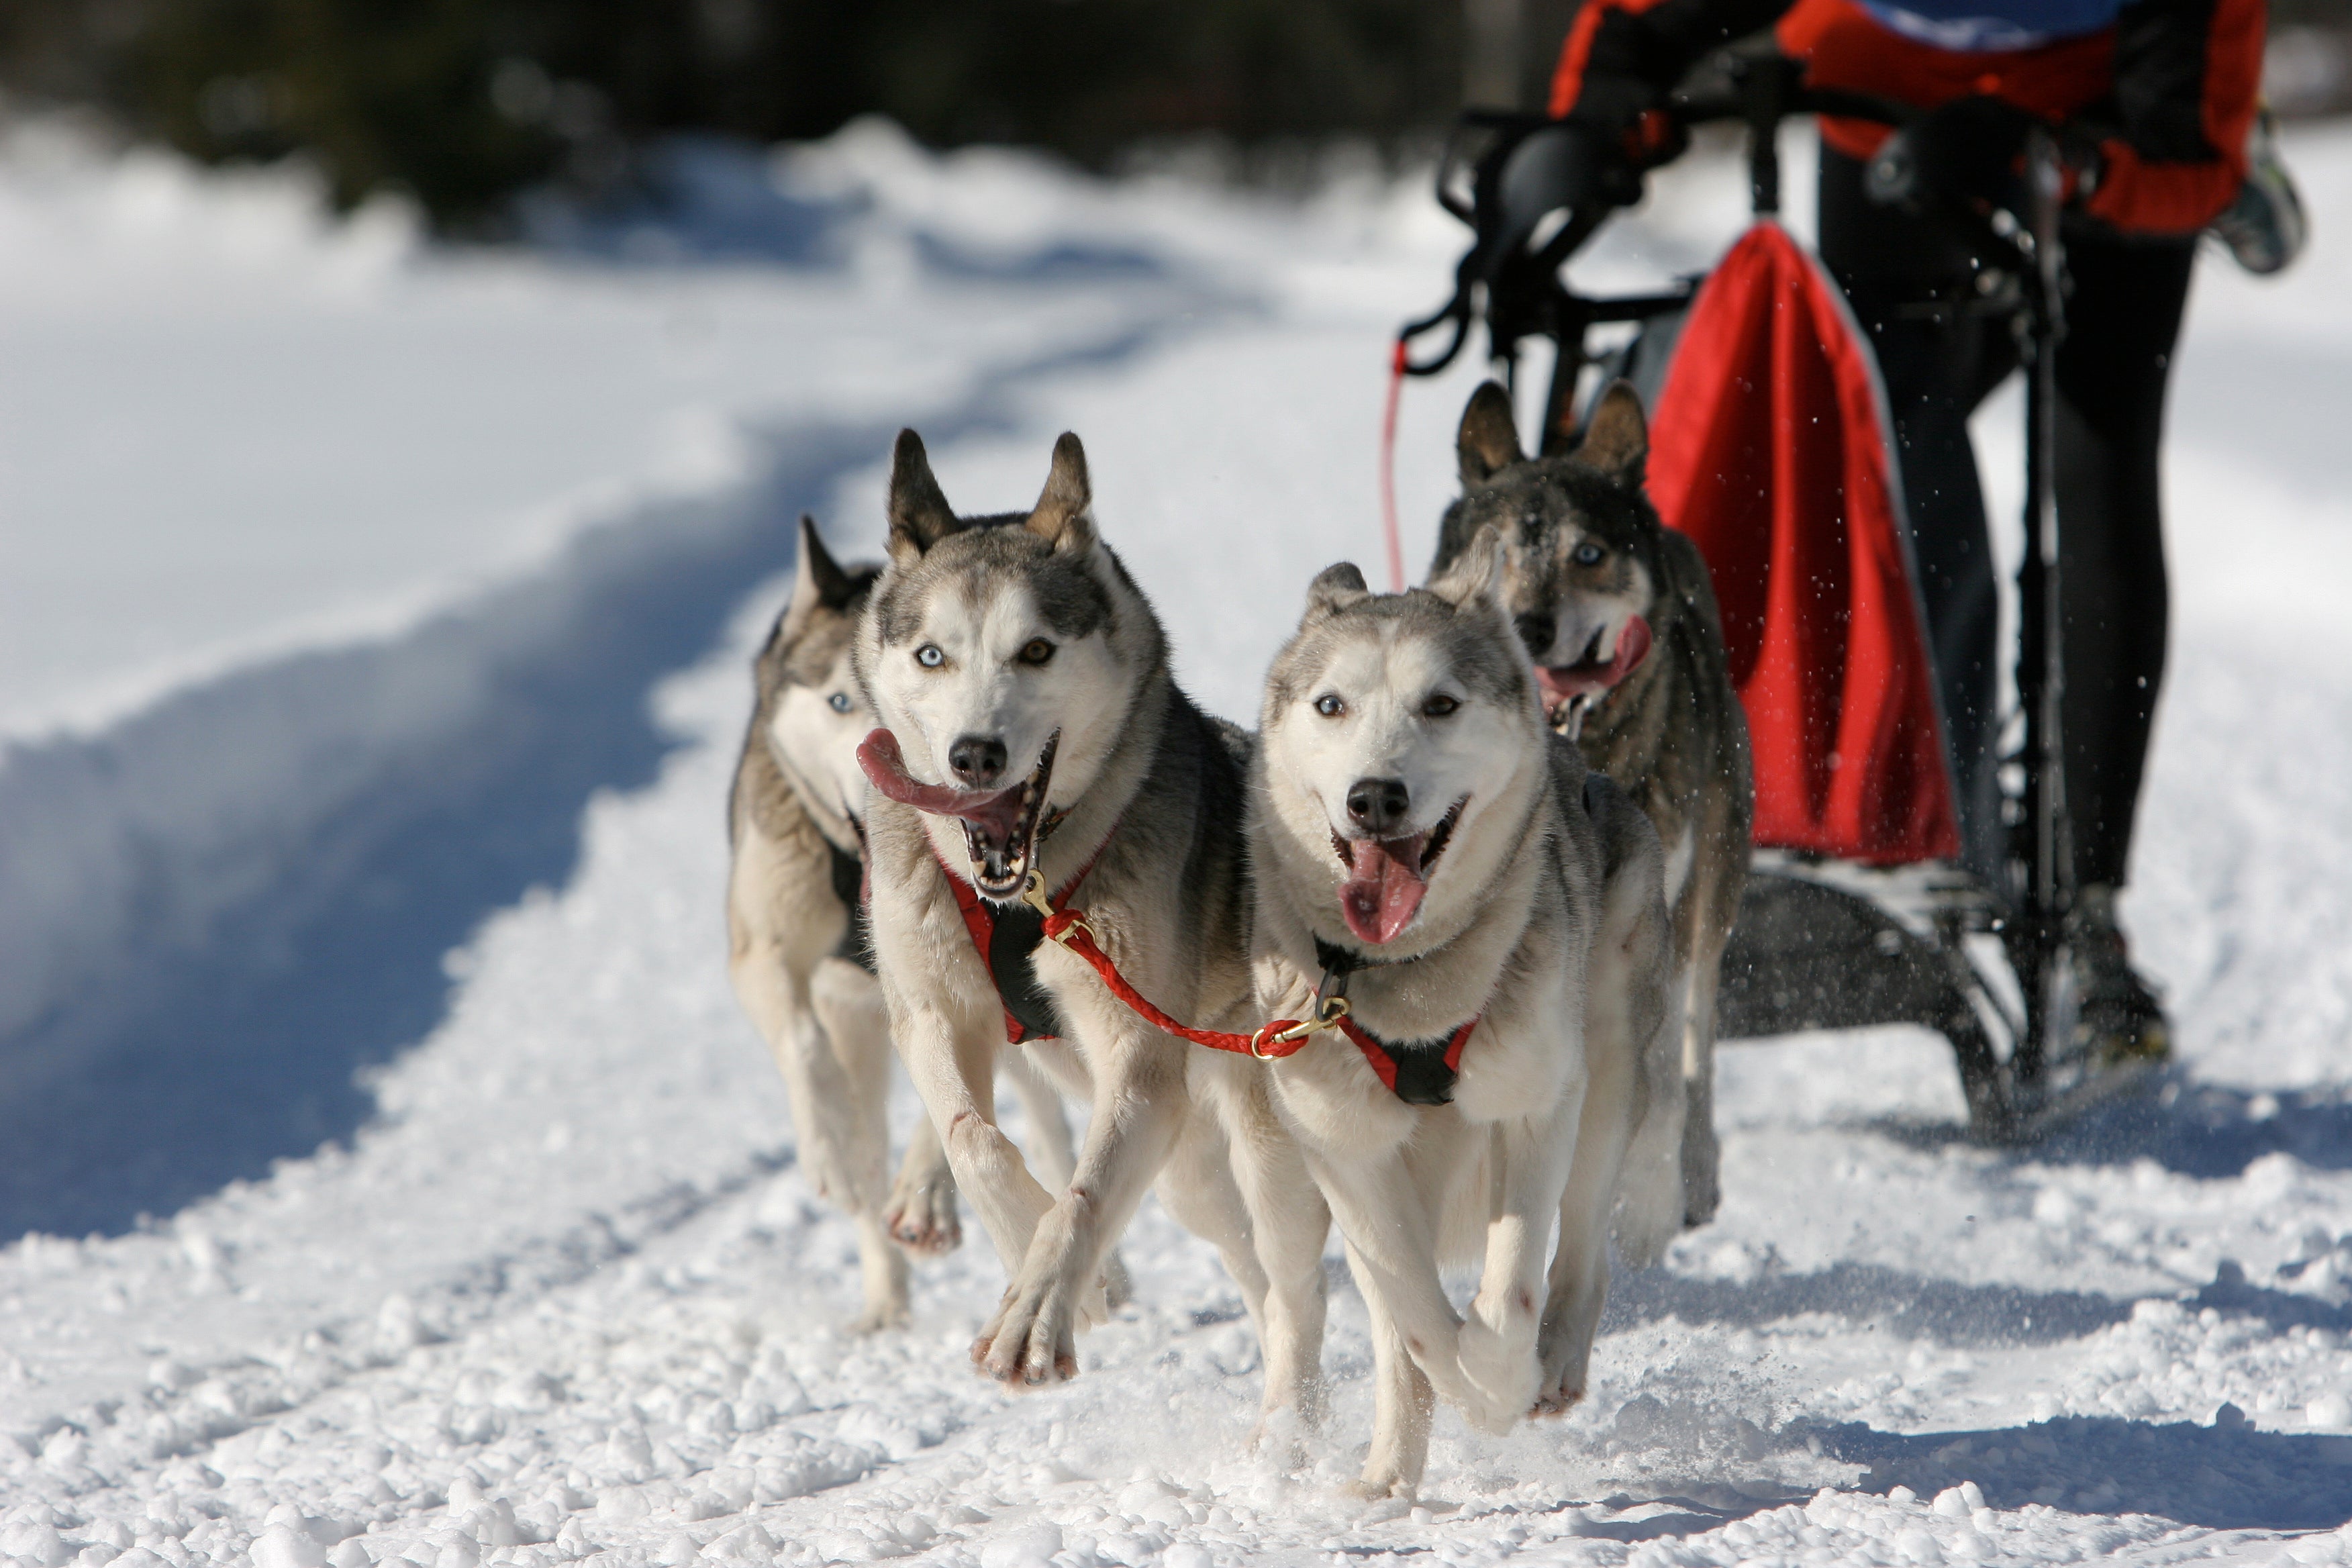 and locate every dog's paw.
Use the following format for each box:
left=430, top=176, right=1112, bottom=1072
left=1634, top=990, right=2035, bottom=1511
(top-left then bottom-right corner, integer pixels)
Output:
left=794, top=1126, right=867, bottom=1214
left=1528, top=1375, right=1587, bottom=1420
left=1341, top=1476, right=1416, bottom=1508
left=883, top=1169, right=962, bottom=1257
left=971, top=1275, right=1080, bottom=1389
left=1528, top=1335, right=1592, bottom=1420
left=1681, top=1152, right=1722, bottom=1230
left=1454, top=1319, right=1538, bottom=1436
